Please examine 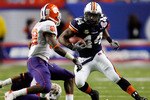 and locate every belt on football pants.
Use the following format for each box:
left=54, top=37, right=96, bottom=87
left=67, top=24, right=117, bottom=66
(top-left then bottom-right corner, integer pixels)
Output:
left=81, top=57, right=94, bottom=65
